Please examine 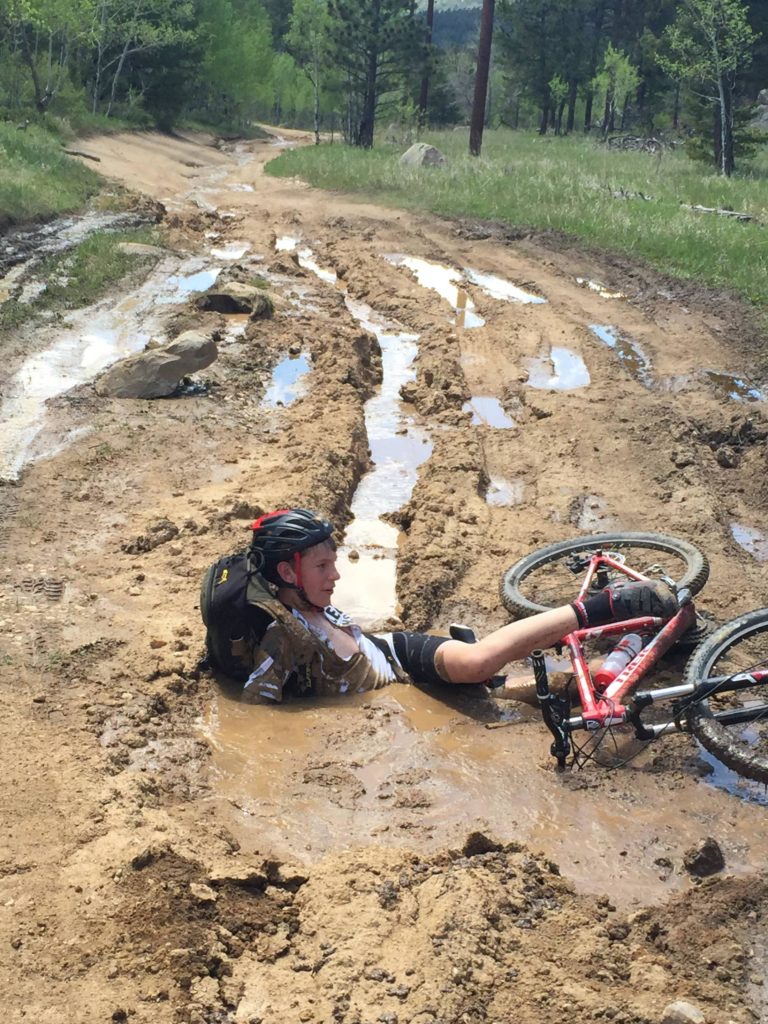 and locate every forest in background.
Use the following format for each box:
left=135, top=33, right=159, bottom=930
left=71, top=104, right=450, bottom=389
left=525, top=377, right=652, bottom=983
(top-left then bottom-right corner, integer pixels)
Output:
left=0, top=1, right=766, bottom=174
